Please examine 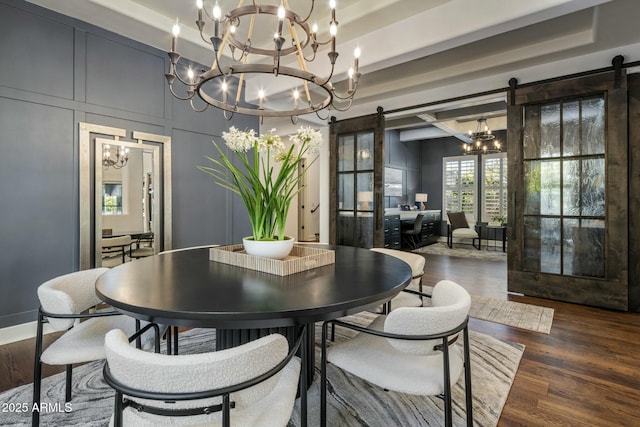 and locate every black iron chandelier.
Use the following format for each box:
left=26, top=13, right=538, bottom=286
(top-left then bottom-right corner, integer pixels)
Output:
left=463, top=117, right=502, bottom=155
left=165, top=0, right=362, bottom=122
left=102, top=145, right=129, bottom=169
